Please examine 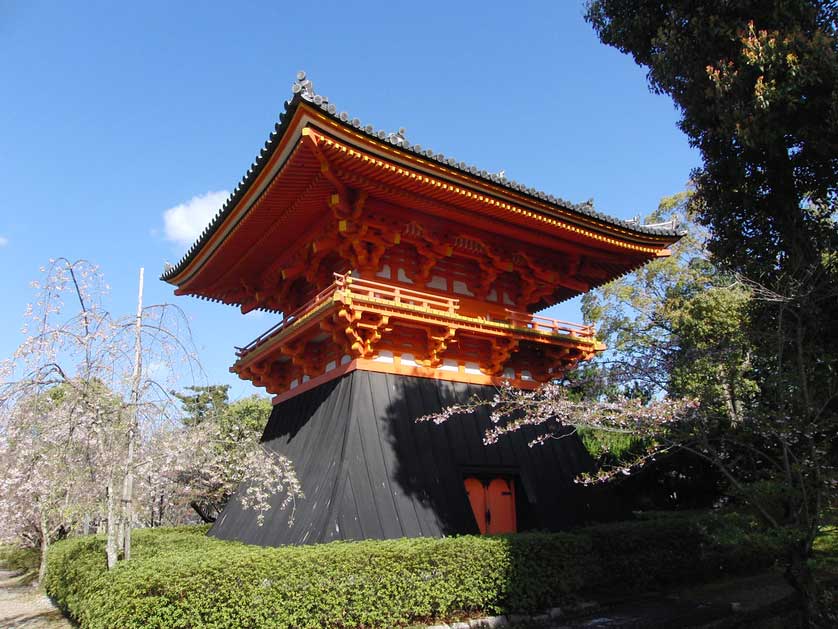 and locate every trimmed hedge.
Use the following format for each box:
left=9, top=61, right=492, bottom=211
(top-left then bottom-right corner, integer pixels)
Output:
left=46, top=513, right=783, bottom=629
